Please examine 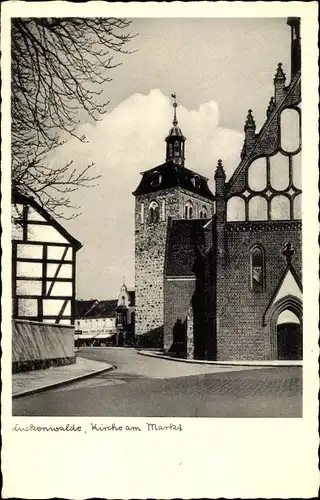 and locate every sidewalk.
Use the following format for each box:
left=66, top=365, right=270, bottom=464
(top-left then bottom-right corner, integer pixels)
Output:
left=12, top=356, right=114, bottom=399
left=138, top=350, right=303, bottom=367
